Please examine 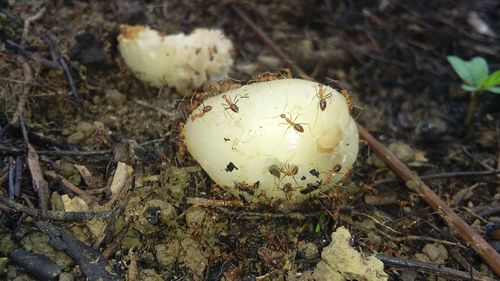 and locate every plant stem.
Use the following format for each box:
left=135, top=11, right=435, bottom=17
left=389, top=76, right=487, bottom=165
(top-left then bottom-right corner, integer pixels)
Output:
left=464, top=92, right=478, bottom=126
